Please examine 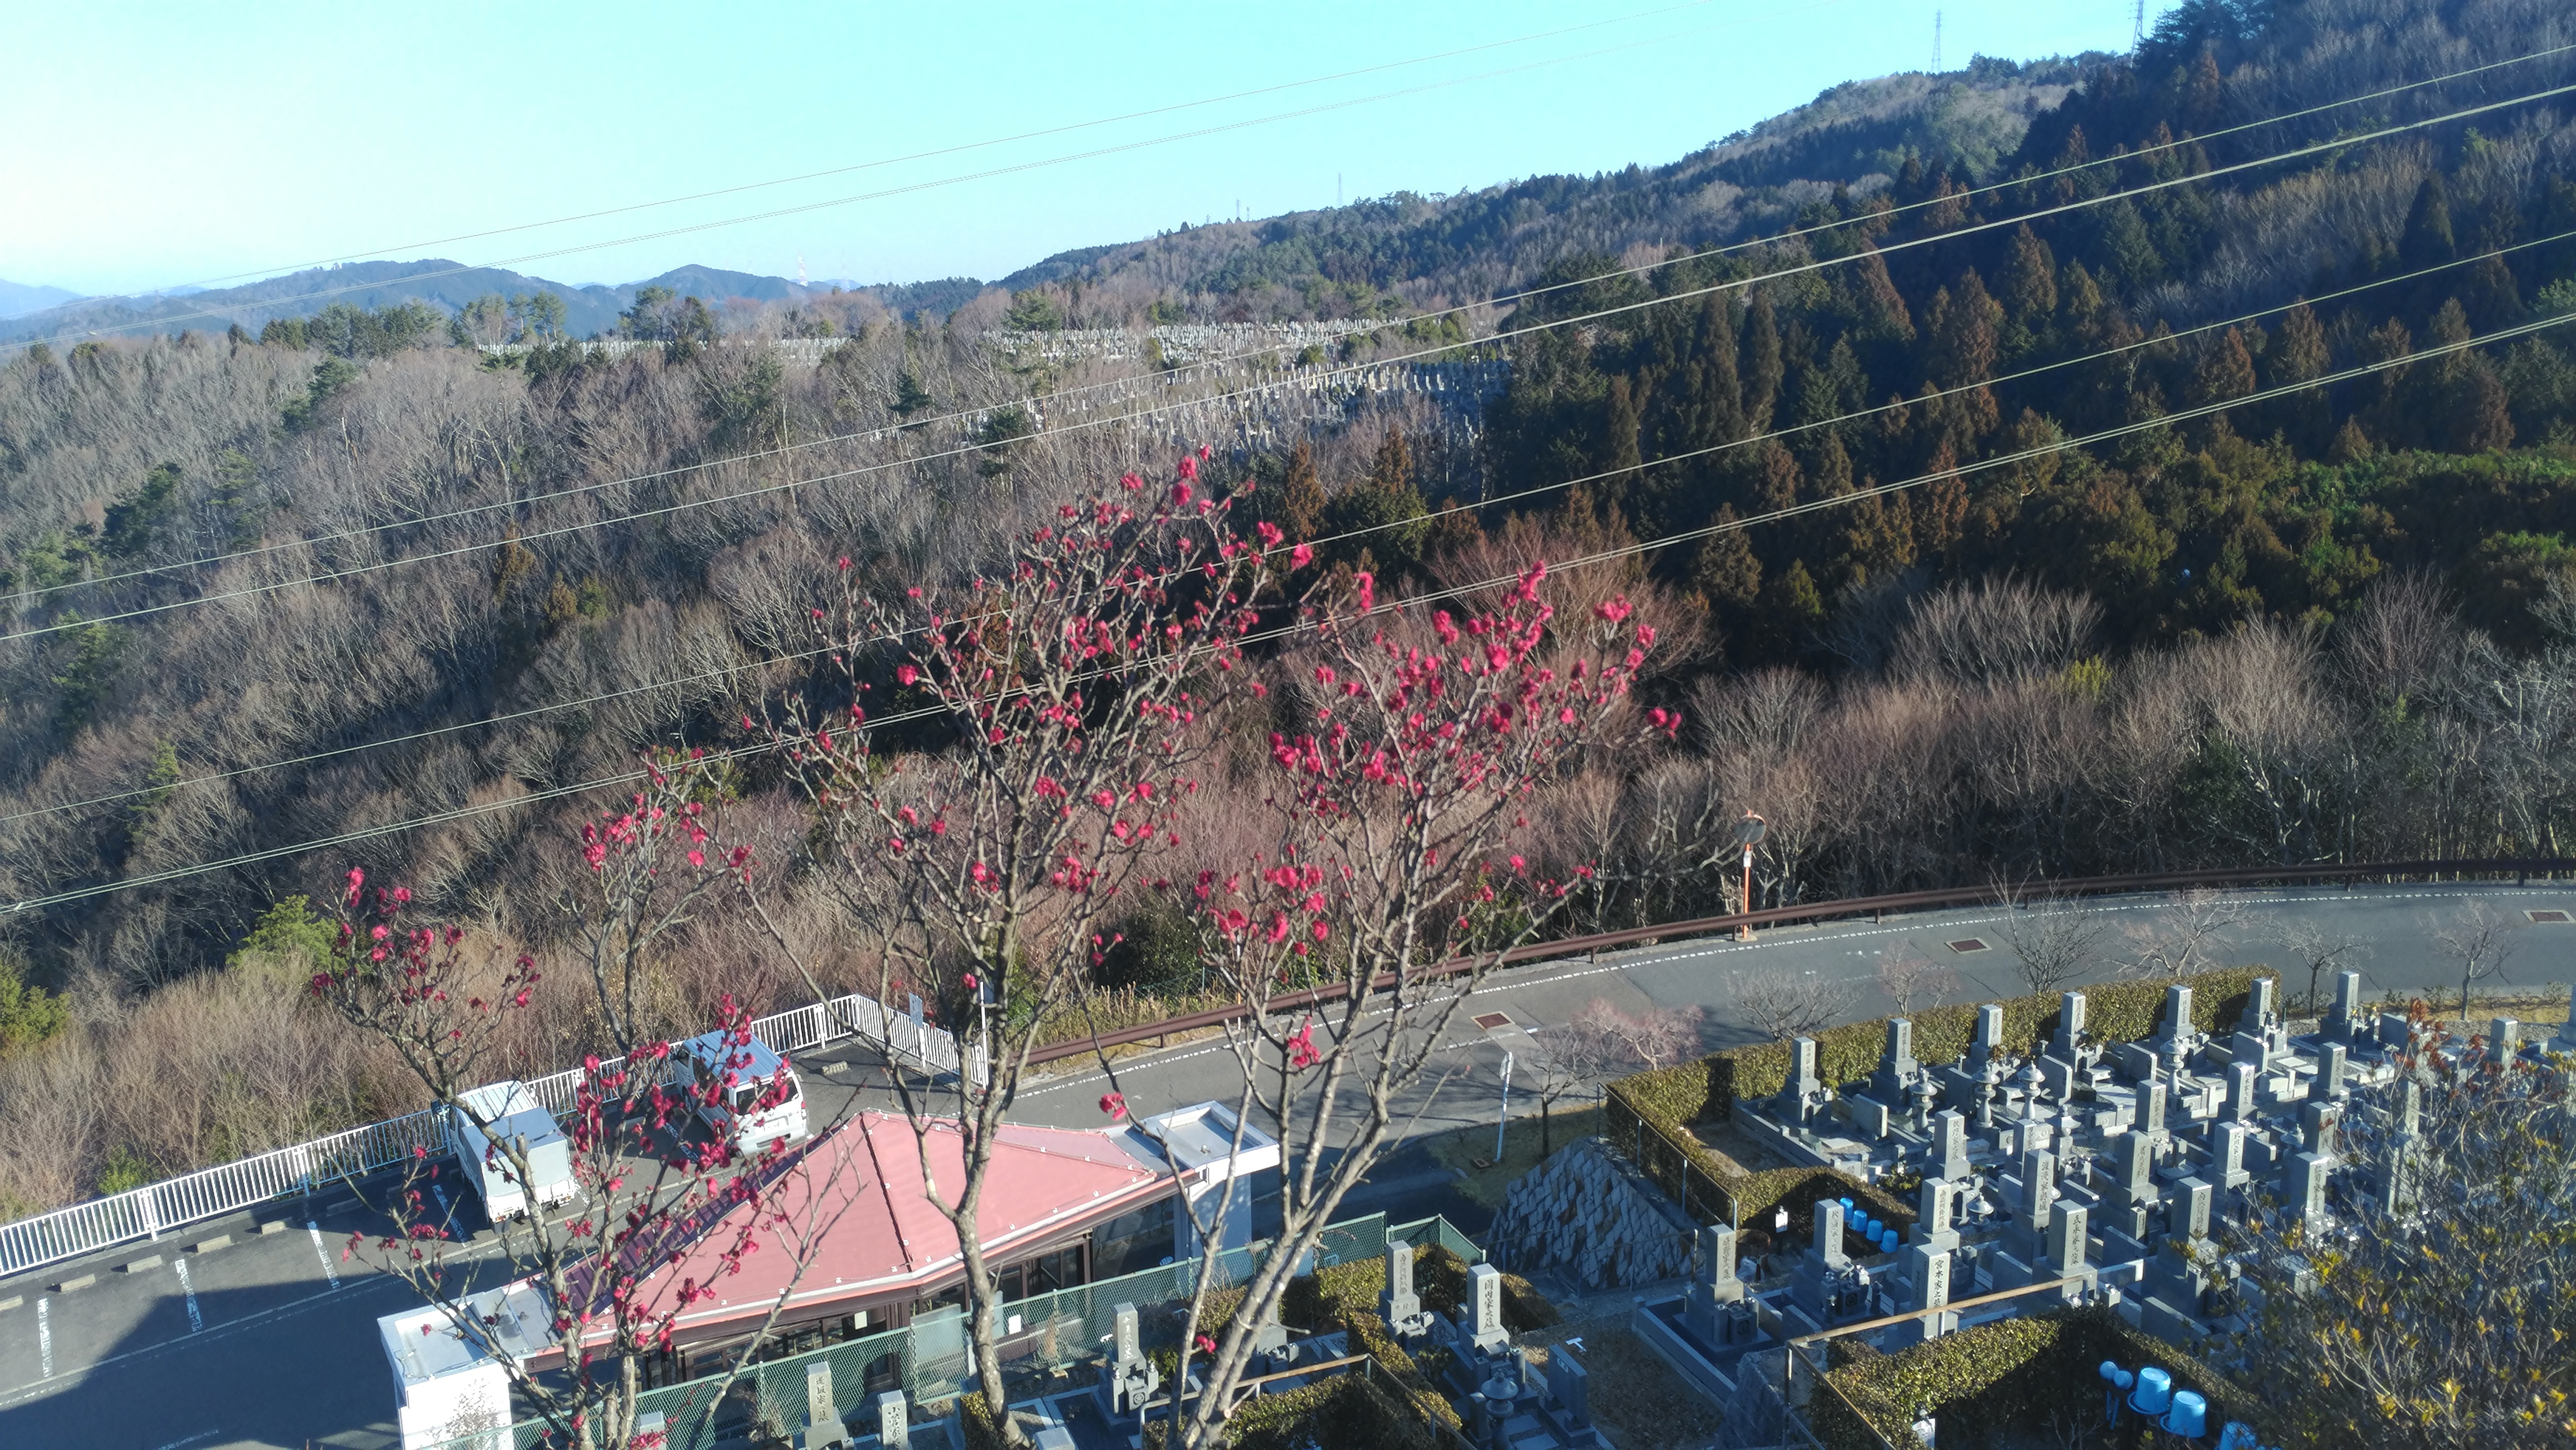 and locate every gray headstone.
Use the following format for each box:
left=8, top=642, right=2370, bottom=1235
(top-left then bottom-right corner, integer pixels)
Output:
left=2010, top=1118, right=2054, bottom=1159
left=1880, top=1019, right=1917, bottom=1078
left=875, top=1390, right=909, bottom=1450
left=1467, top=1264, right=1508, bottom=1350
left=1931, top=1109, right=1970, bottom=1181
left=2300, top=1101, right=2340, bottom=1157
left=2292, top=1152, right=2332, bottom=1222
left=2309, top=1042, right=2347, bottom=1101
left=2039, top=1054, right=2077, bottom=1101
left=2019, top=1149, right=2057, bottom=1224
left=2226, top=1061, right=2258, bottom=1122
left=1544, top=1352, right=1591, bottom=1429
left=2214, top=1122, right=2249, bottom=1183
left=2053, top=991, right=2088, bottom=1055
left=1909, top=1242, right=1951, bottom=1315
left=2397, top=1080, right=2422, bottom=1138
left=1970, top=1005, right=2005, bottom=1067
left=2046, top=1200, right=2089, bottom=1277
left=2489, top=1018, right=2520, bottom=1062
left=1789, top=1036, right=1819, bottom=1087
left=2240, top=977, right=2275, bottom=1033
left=1113, top=1302, right=1141, bottom=1364
left=2326, top=971, right=2364, bottom=1041
left=806, top=1362, right=846, bottom=1448
left=2170, top=1177, right=2213, bottom=1242
left=2162, top=985, right=2195, bottom=1042
left=1699, top=1225, right=1744, bottom=1303
left=2140, top=1075, right=2168, bottom=1138
left=2117, top=1130, right=2157, bottom=1196
left=1812, top=1200, right=1849, bottom=1268
left=1915, top=1177, right=1956, bottom=1245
